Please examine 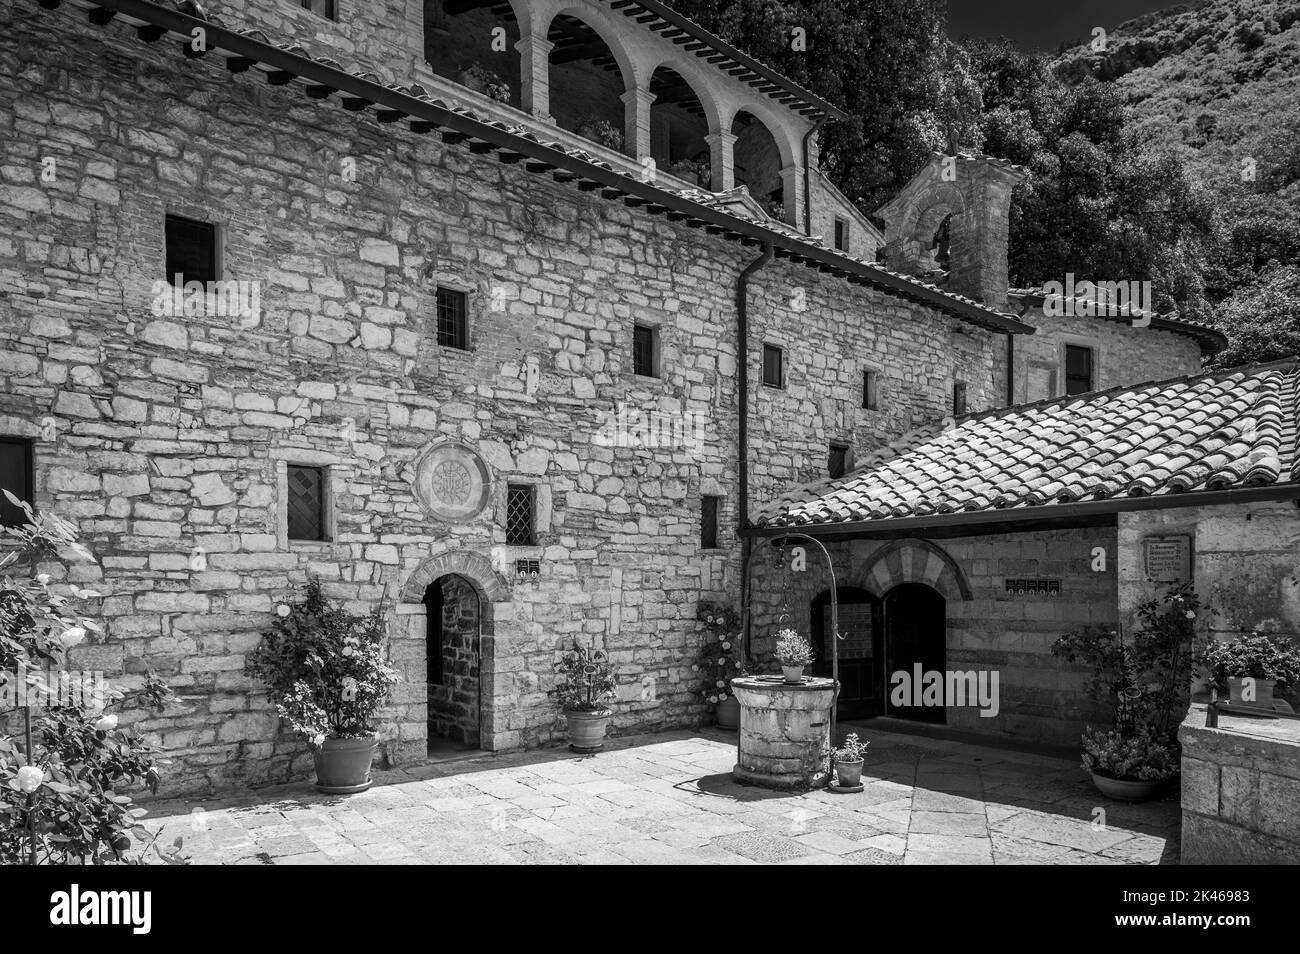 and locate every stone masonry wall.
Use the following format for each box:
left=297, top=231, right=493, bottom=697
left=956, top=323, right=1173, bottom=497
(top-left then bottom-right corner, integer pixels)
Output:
left=0, top=5, right=1001, bottom=793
